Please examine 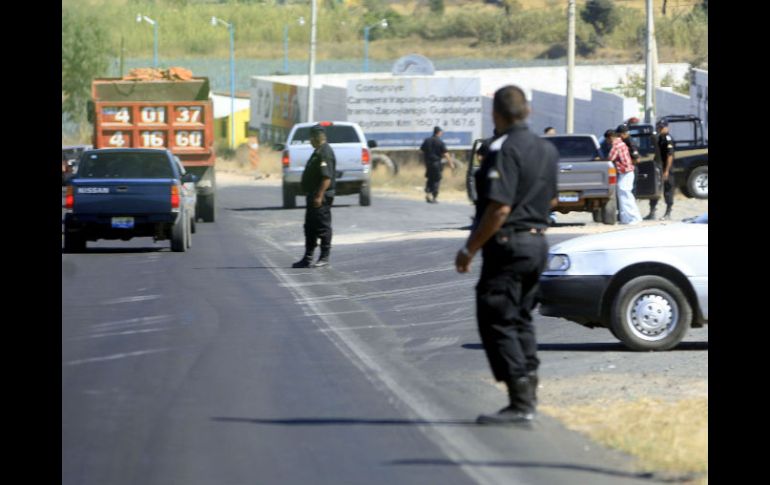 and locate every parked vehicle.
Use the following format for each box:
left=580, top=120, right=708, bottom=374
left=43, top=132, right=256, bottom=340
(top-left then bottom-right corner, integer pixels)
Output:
left=538, top=213, right=708, bottom=350
left=89, top=73, right=217, bottom=221
left=63, top=148, right=198, bottom=252
left=628, top=115, right=708, bottom=199
left=275, top=121, right=377, bottom=208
